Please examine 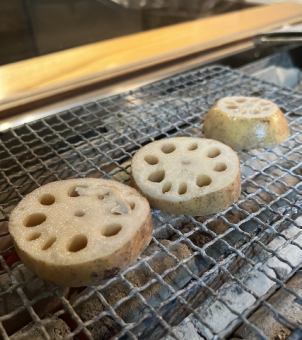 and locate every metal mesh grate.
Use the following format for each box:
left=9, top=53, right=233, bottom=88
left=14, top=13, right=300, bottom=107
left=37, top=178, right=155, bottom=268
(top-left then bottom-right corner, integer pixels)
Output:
left=0, top=65, right=301, bottom=339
